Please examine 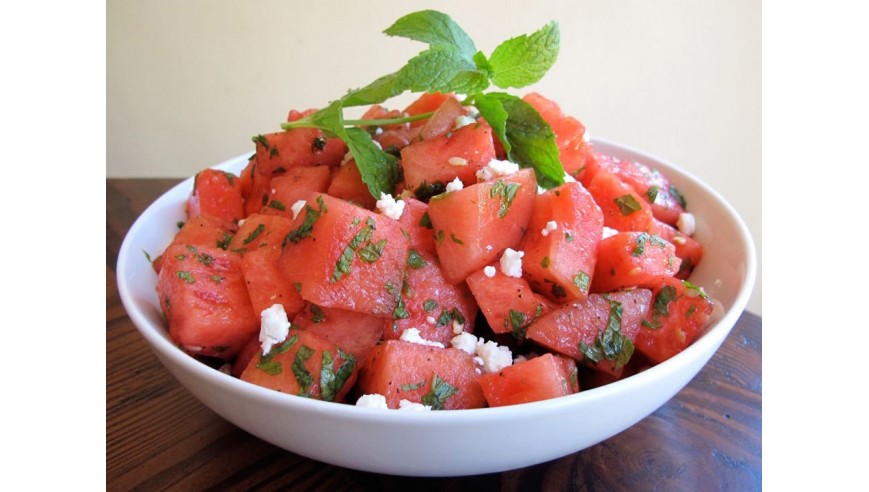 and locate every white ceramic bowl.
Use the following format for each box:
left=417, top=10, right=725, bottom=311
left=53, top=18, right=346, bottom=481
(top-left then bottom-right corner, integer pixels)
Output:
left=116, top=138, right=756, bottom=477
